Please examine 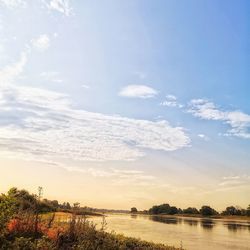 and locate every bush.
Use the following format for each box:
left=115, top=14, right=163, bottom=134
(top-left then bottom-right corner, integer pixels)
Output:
left=200, top=206, right=218, bottom=216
